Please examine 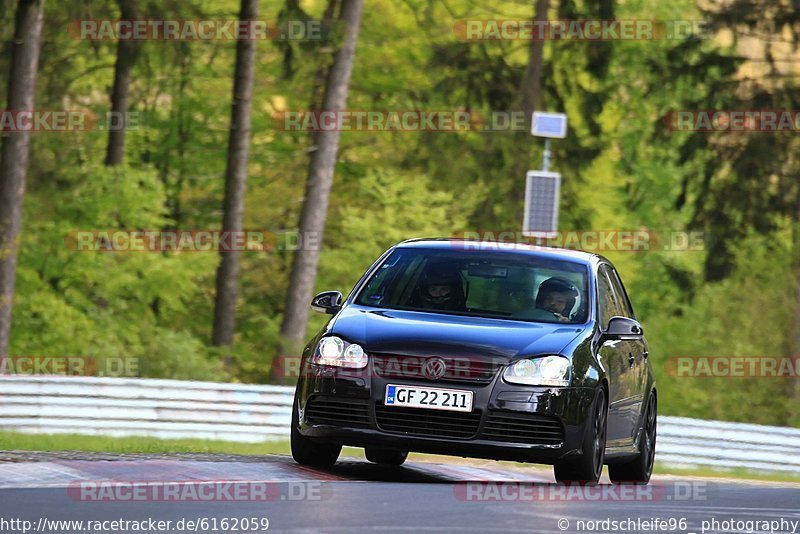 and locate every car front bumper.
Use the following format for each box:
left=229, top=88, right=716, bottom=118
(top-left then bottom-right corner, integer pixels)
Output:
left=295, top=364, right=597, bottom=464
